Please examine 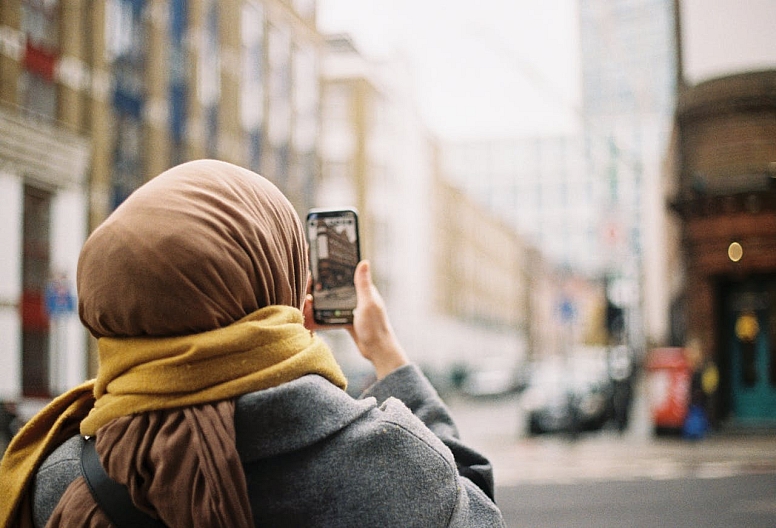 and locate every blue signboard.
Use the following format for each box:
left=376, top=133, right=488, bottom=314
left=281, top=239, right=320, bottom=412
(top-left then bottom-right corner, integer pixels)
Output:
left=558, top=297, right=576, bottom=324
left=45, top=279, right=75, bottom=317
